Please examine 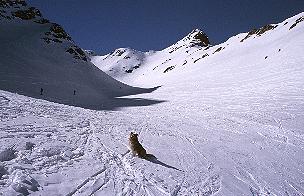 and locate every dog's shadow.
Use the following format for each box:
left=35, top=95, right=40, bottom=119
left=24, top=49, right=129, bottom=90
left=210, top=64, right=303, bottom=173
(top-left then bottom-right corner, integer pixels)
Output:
left=144, top=154, right=183, bottom=172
